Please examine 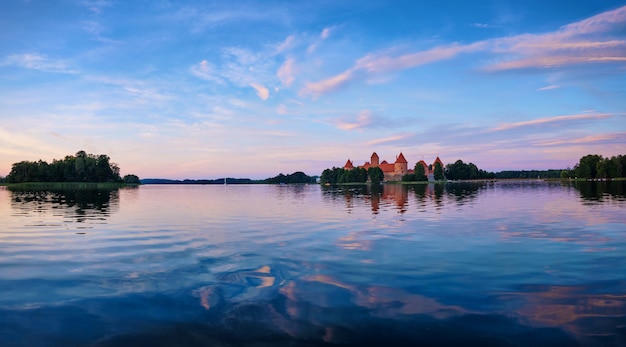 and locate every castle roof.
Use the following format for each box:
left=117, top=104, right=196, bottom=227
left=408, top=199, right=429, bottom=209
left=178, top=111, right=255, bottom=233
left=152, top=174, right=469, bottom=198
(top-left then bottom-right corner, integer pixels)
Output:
left=371, top=152, right=379, bottom=159
left=344, top=159, right=354, bottom=169
left=395, top=152, right=407, bottom=164
left=379, top=163, right=395, bottom=173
